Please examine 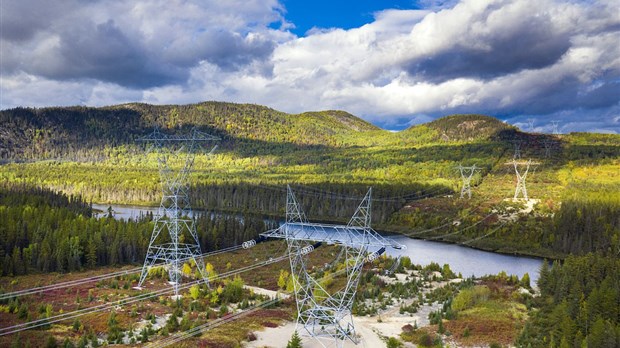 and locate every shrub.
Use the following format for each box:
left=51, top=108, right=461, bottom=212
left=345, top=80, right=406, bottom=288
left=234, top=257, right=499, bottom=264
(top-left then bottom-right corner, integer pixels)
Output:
left=386, top=337, right=403, bottom=348
left=418, top=333, right=434, bottom=347
left=451, top=285, right=491, bottom=311
left=401, top=324, right=415, bottom=333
